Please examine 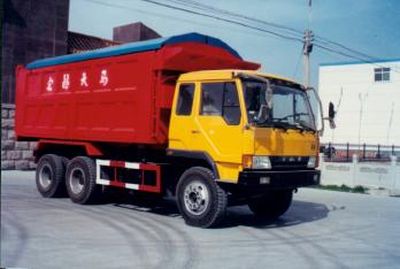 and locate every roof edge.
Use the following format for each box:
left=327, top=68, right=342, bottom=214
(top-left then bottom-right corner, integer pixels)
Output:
left=320, top=58, right=400, bottom=67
